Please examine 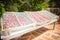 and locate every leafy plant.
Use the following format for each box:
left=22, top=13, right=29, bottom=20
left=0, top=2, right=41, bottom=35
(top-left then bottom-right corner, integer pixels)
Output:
left=0, top=3, right=6, bottom=17
left=0, top=0, right=49, bottom=16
